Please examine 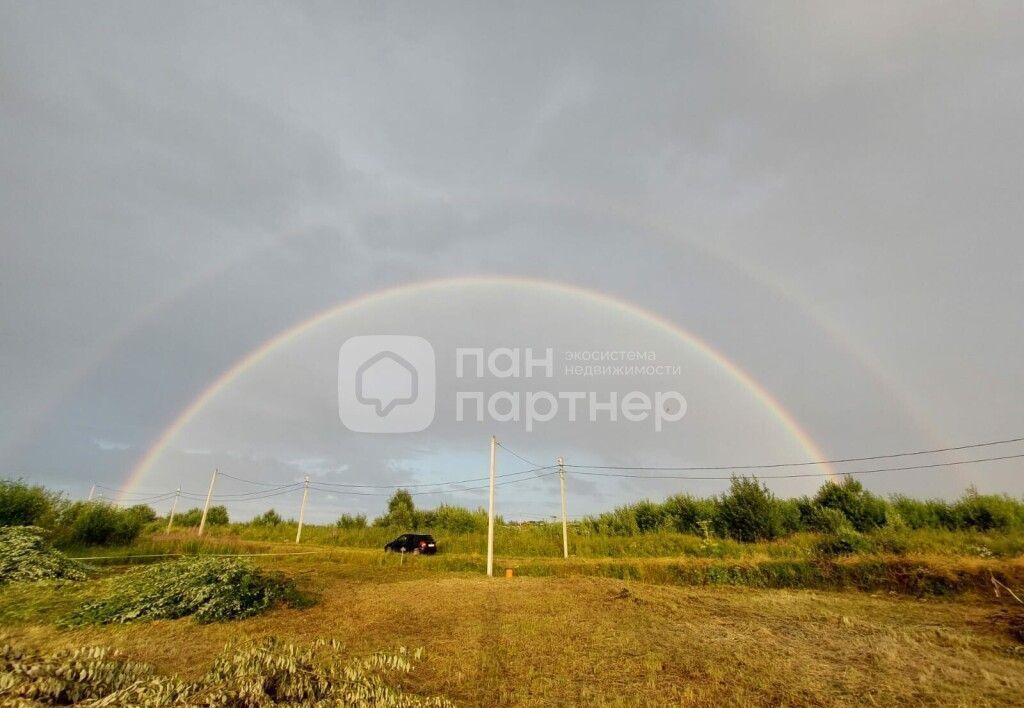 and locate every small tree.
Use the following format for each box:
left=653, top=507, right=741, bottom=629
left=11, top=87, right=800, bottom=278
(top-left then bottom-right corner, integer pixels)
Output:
left=53, top=502, right=145, bottom=546
left=632, top=500, right=665, bottom=533
left=125, top=504, right=157, bottom=524
left=205, top=505, right=230, bottom=526
left=175, top=506, right=229, bottom=527
left=251, top=509, right=283, bottom=526
left=662, top=494, right=716, bottom=535
left=714, top=477, right=783, bottom=542
left=814, top=477, right=887, bottom=531
left=336, top=514, right=367, bottom=529
left=0, top=480, right=61, bottom=528
left=376, top=490, right=416, bottom=529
